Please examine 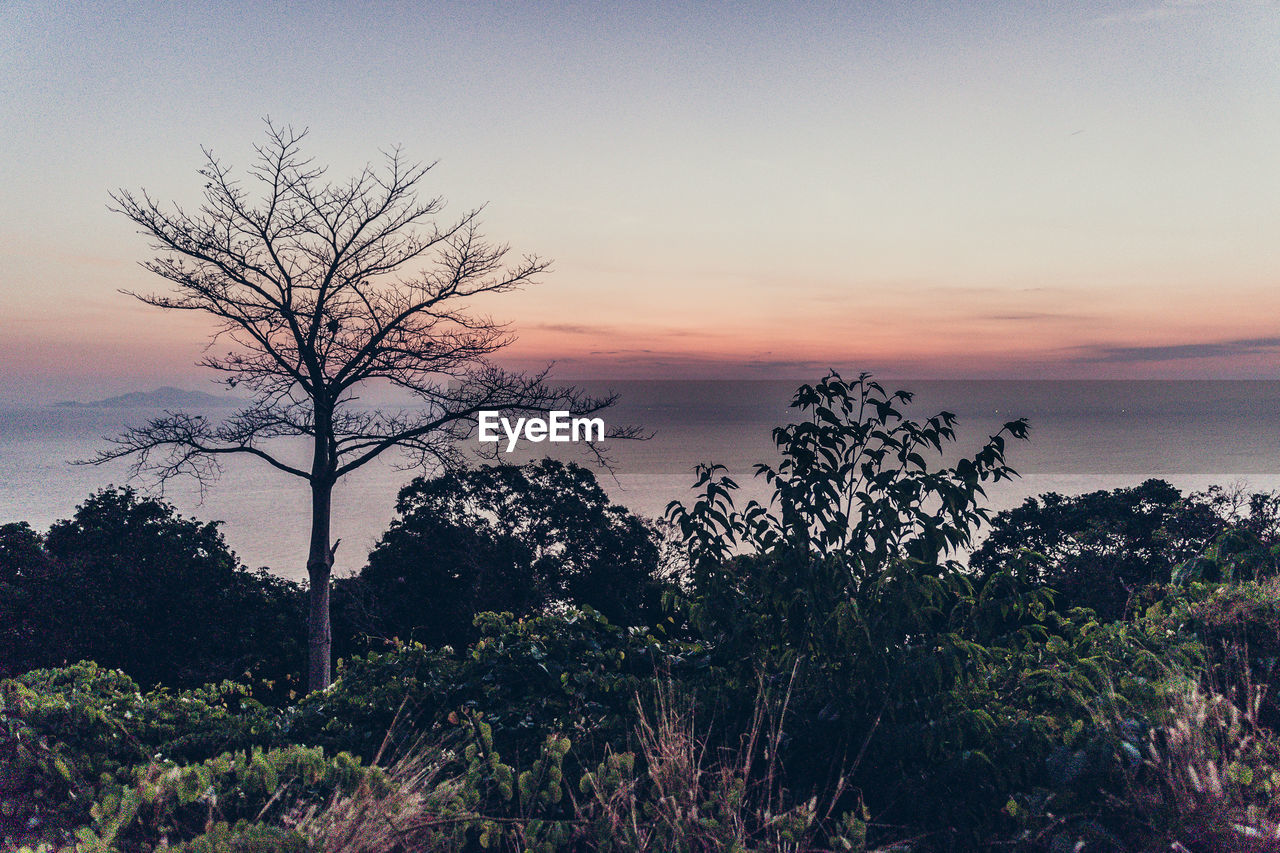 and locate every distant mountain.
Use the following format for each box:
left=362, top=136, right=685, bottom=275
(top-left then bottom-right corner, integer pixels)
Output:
left=54, top=387, right=242, bottom=409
